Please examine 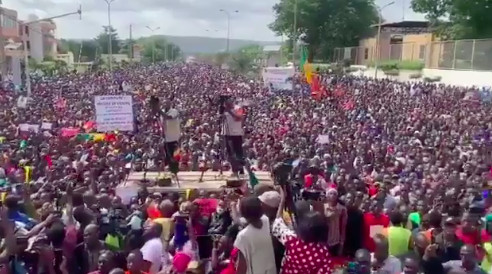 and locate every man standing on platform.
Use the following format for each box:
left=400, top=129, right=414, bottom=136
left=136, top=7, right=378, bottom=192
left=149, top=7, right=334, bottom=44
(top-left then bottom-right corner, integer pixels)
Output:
left=161, top=98, right=181, bottom=170
left=223, top=98, right=245, bottom=177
